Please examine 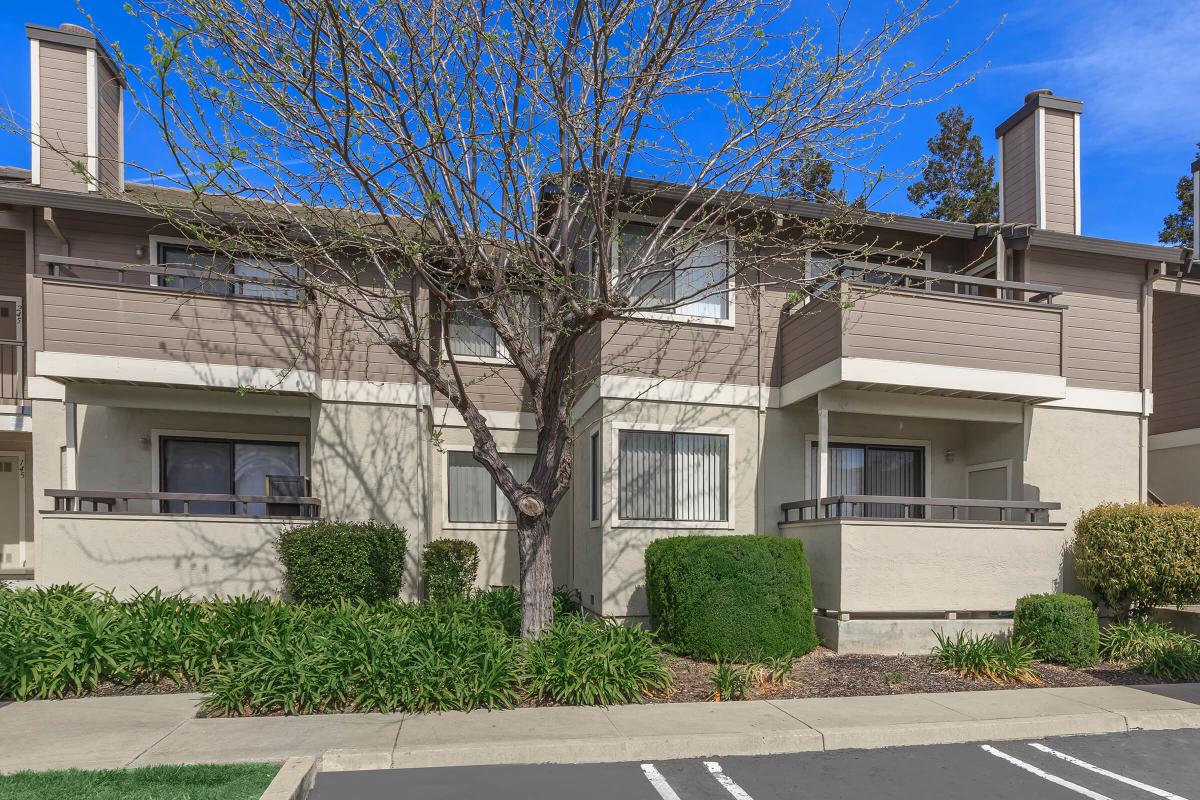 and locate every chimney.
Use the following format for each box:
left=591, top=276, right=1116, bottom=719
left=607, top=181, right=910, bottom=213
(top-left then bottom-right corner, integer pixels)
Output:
left=27, top=23, right=124, bottom=193
left=996, top=89, right=1083, bottom=234
left=1192, top=155, right=1199, bottom=259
